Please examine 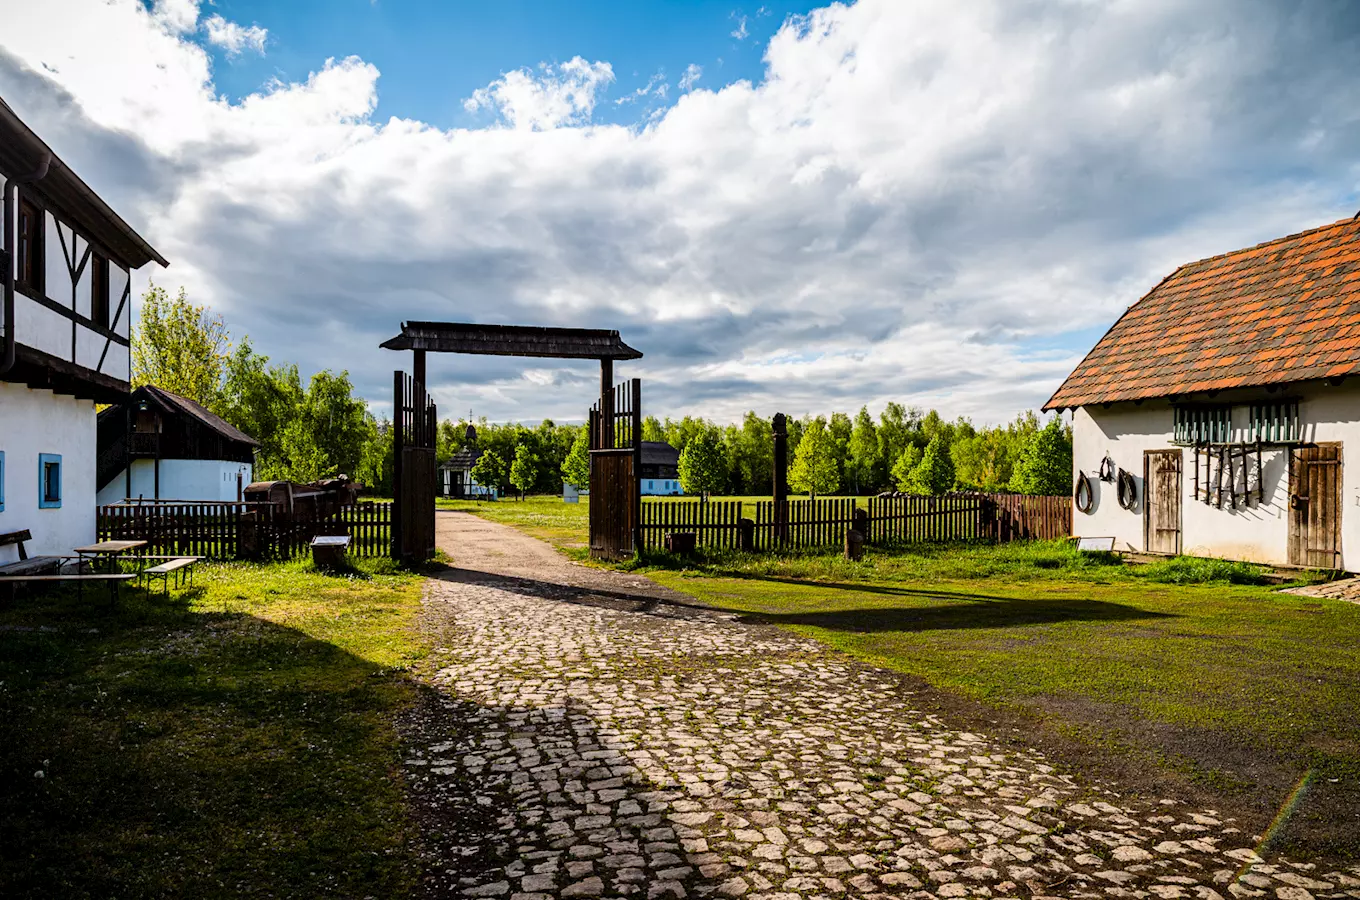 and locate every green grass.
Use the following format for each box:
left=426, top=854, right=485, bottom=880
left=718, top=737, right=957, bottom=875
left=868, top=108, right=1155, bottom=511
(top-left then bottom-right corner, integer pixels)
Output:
left=0, top=557, right=427, bottom=898
left=439, top=494, right=589, bottom=550
left=634, top=542, right=1360, bottom=857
